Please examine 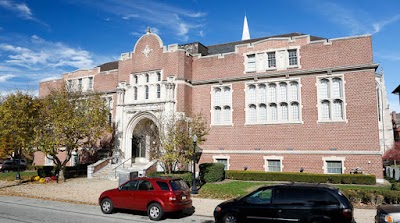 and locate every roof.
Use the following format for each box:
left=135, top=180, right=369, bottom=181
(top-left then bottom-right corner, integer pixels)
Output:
left=98, top=61, right=119, bottom=72
left=206, top=32, right=326, bottom=55
left=392, top=85, right=400, bottom=95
